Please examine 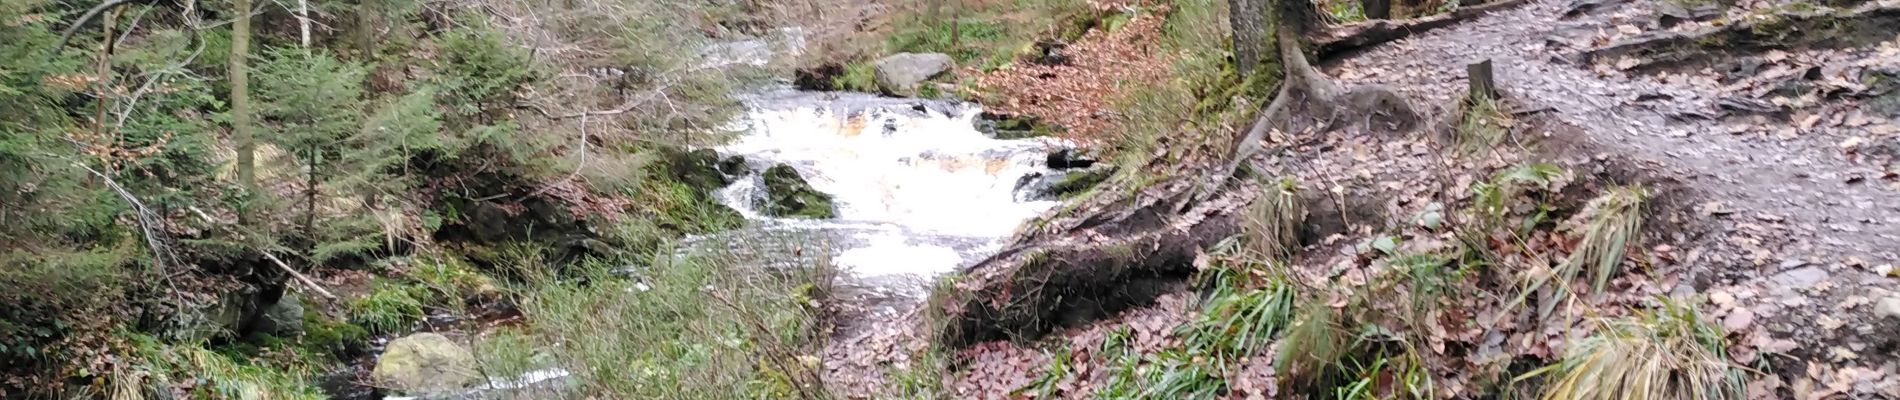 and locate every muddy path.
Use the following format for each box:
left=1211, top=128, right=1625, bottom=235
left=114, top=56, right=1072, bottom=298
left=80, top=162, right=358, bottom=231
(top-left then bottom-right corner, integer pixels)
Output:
left=1328, top=0, right=1900, bottom=390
